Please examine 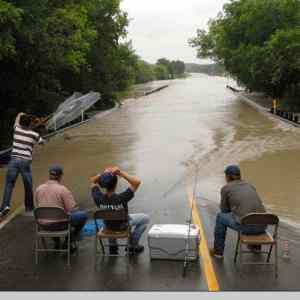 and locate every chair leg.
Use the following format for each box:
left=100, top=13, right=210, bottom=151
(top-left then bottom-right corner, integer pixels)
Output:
left=239, top=241, right=243, bottom=265
left=35, top=237, right=39, bottom=265
left=275, top=243, right=278, bottom=278
left=41, top=237, right=47, bottom=250
left=267, top=245, right=273, bottom=263
left=94, top=236, right=98, bottom=263
left=126, top=238, right=130, bottom=257
left=67, top=234, right=70, bottom=266
left=99, top=239, right=105, bottom=254
left=234, top=236, right=240, bottom=263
